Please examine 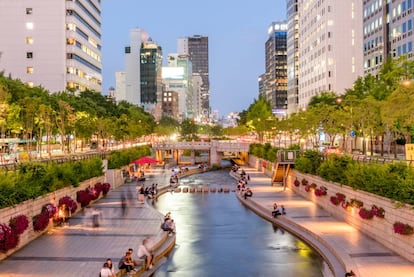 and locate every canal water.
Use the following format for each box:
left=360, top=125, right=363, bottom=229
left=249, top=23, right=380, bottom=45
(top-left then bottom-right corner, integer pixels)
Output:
left=152, top=169, right=328, bottom=277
